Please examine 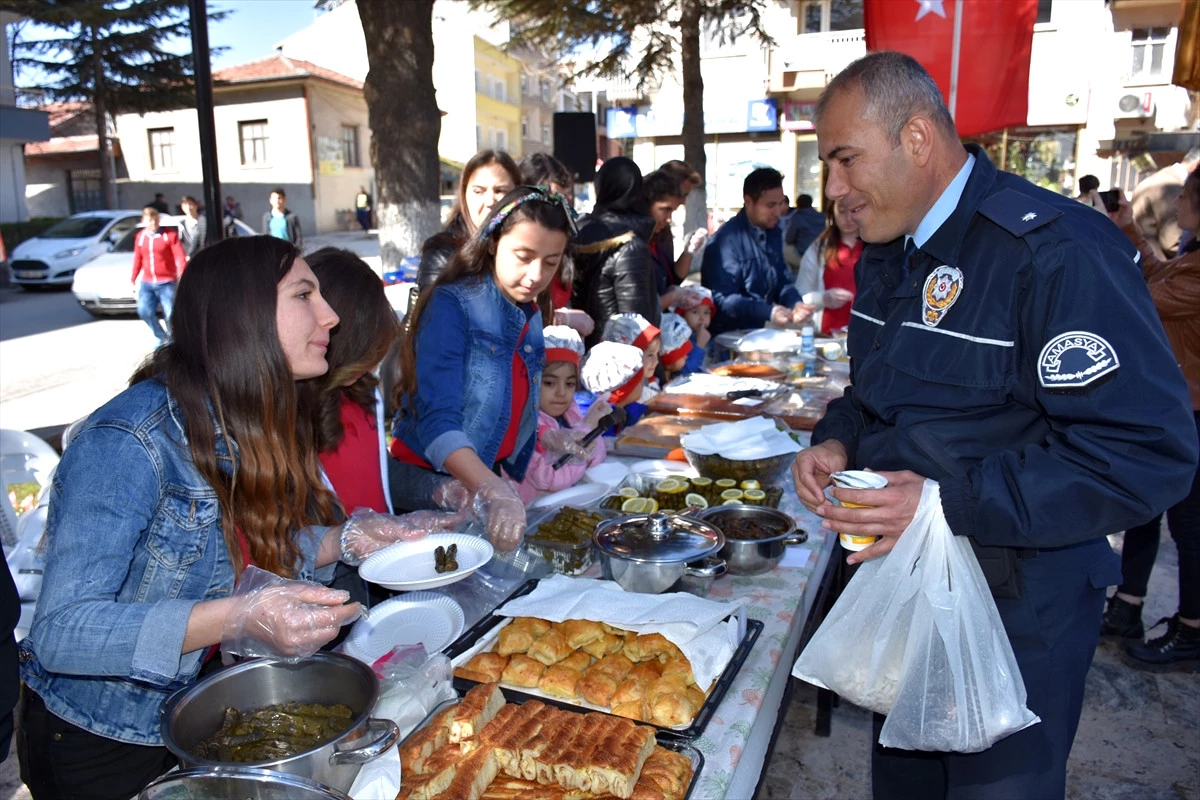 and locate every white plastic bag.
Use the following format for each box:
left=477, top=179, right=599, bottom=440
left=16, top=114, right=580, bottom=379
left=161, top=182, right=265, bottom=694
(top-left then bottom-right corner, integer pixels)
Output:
left=793, top=480, right=1039, bottom=752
